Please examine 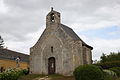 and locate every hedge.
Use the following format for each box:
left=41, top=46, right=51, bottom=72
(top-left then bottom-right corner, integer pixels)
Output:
left=73, top=64, right=104, bottom=80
